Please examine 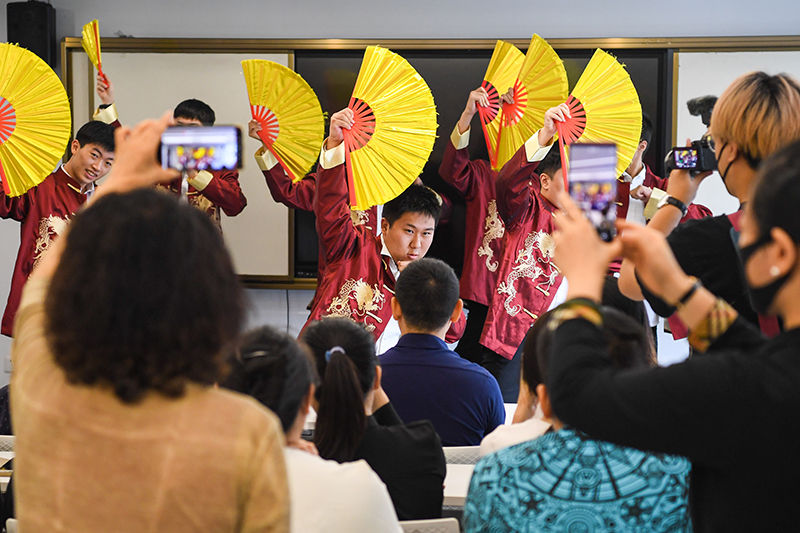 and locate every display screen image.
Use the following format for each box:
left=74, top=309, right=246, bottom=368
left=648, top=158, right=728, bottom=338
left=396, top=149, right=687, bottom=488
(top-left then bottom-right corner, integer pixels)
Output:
left=568, top=143, right=618, bottom=242
left=160, top=125, right=242, bottom=171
